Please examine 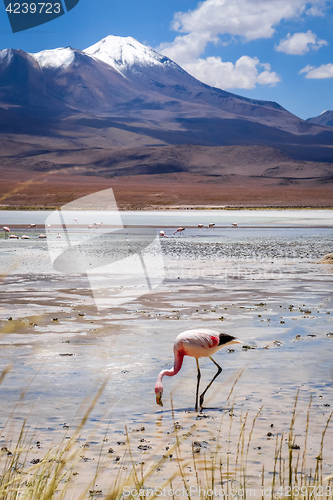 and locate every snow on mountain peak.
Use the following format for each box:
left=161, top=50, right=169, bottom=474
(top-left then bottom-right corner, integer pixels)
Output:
left=24, top=36, right=178, bottom=75
left=0, top=49, right=14, bottom=68
left=84, top=35, right=171, bottom=73
left=31, top=47, right=75, bottom=68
